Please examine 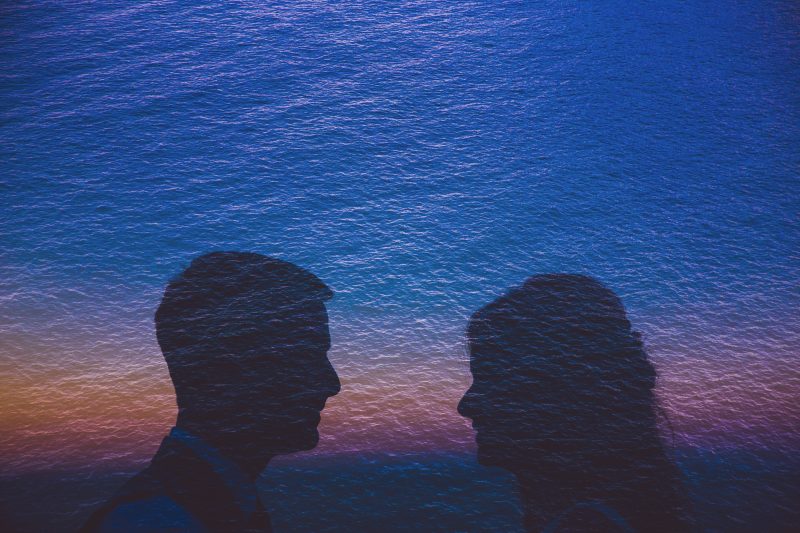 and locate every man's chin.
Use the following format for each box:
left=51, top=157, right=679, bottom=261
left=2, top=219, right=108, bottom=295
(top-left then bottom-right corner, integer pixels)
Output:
left=270, top=428, right=320, bottom=455
left=296, top=431, right=320, bottom=451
